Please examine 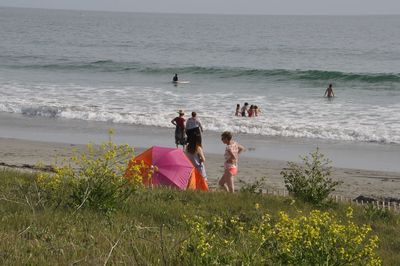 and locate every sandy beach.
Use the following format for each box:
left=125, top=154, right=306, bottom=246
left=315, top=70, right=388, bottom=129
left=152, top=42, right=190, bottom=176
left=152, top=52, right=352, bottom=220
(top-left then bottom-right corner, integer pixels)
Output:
left=1, top=136, right=400, bottom=199
left=1, top=111, right=400, bottom=200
